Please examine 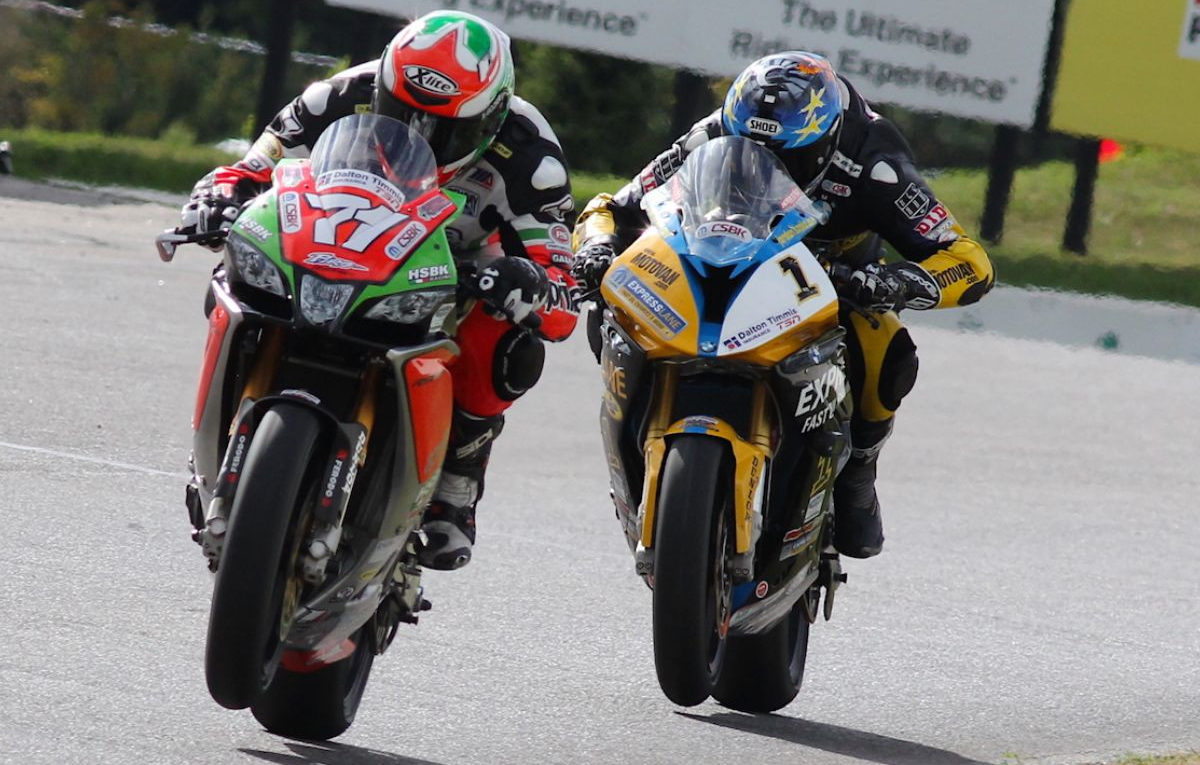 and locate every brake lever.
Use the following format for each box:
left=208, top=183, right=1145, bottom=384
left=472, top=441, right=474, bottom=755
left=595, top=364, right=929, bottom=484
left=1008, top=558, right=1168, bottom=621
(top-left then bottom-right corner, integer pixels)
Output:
left=823, top=260, right=884, bottom=329
left=154, top=229, right=227, bottom=262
